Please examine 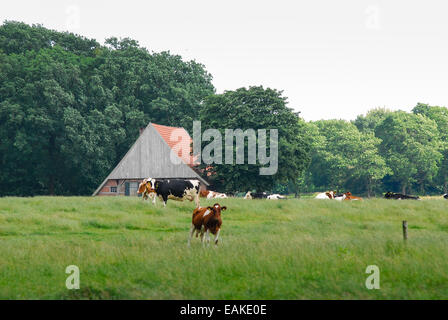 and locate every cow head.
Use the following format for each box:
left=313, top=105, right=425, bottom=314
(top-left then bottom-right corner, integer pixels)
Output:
left=345, top=192, right=352, bottom=197
left=138, top=181, right=147, bottom=194
left=138, top=178, right=156, bottom=194
left=207, top=203, right=227, bottom=217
